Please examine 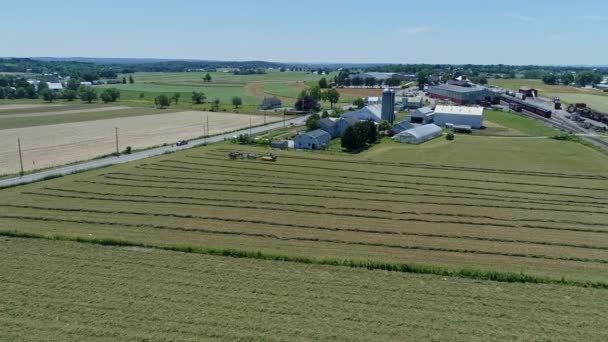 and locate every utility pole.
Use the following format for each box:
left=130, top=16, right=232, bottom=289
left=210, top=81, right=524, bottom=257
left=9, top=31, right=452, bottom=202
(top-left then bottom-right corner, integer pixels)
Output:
left=249, top=116, right=252, bottom=135
left=17, top=138, right=24, bottom=177
left=264, top=111, right=266, bottom=125
left=206, top=115, right=210, bottom=139
left=283, top=110, right=286, bottom=127
left=115, top=127, right=119, bottom=157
